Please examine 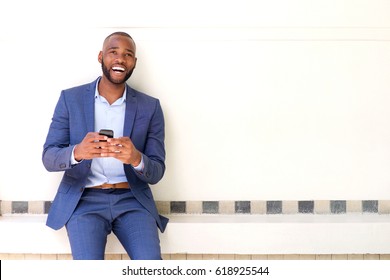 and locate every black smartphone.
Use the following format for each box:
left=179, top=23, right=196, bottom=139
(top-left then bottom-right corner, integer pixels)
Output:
left=99, top=129, right=114, bottom=141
